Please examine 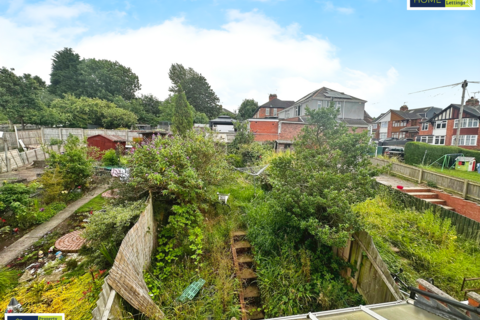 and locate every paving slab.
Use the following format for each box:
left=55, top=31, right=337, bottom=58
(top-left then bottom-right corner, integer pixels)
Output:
left=0, top=185, right=107, bottom=267
left=375, top=174, right=418, bottom=188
